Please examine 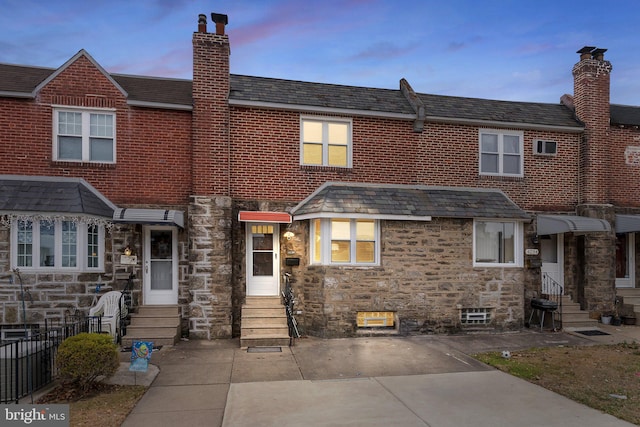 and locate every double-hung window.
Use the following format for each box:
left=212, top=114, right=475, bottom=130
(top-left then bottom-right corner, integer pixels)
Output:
left=301, top=117, right=352, bottom=167
left=479, top=130, right=523, bottom=176
left=13, top=219, right=104, bottom=271
left=311, top=218, right=378, bottom=265
left=473, top=220, right=522, bottom=267
left=54, top=109, right=115, bottom=163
